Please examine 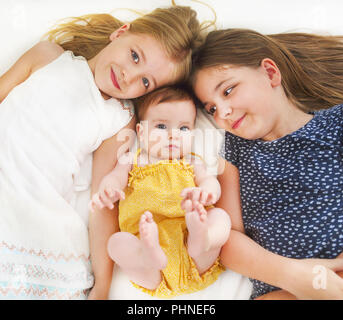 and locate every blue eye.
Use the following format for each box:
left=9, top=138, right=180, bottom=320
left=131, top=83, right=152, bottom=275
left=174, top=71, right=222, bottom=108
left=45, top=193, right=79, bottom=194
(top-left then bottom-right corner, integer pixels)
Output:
left=156, top=123, right=167, bottom=129
left=206, top=106, right=216, bottom=116
left=142, top=77, right=149, bottom=89
left=180, top=126, right=190, bottom=132
left=131, top=50, right=139, bottom=63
